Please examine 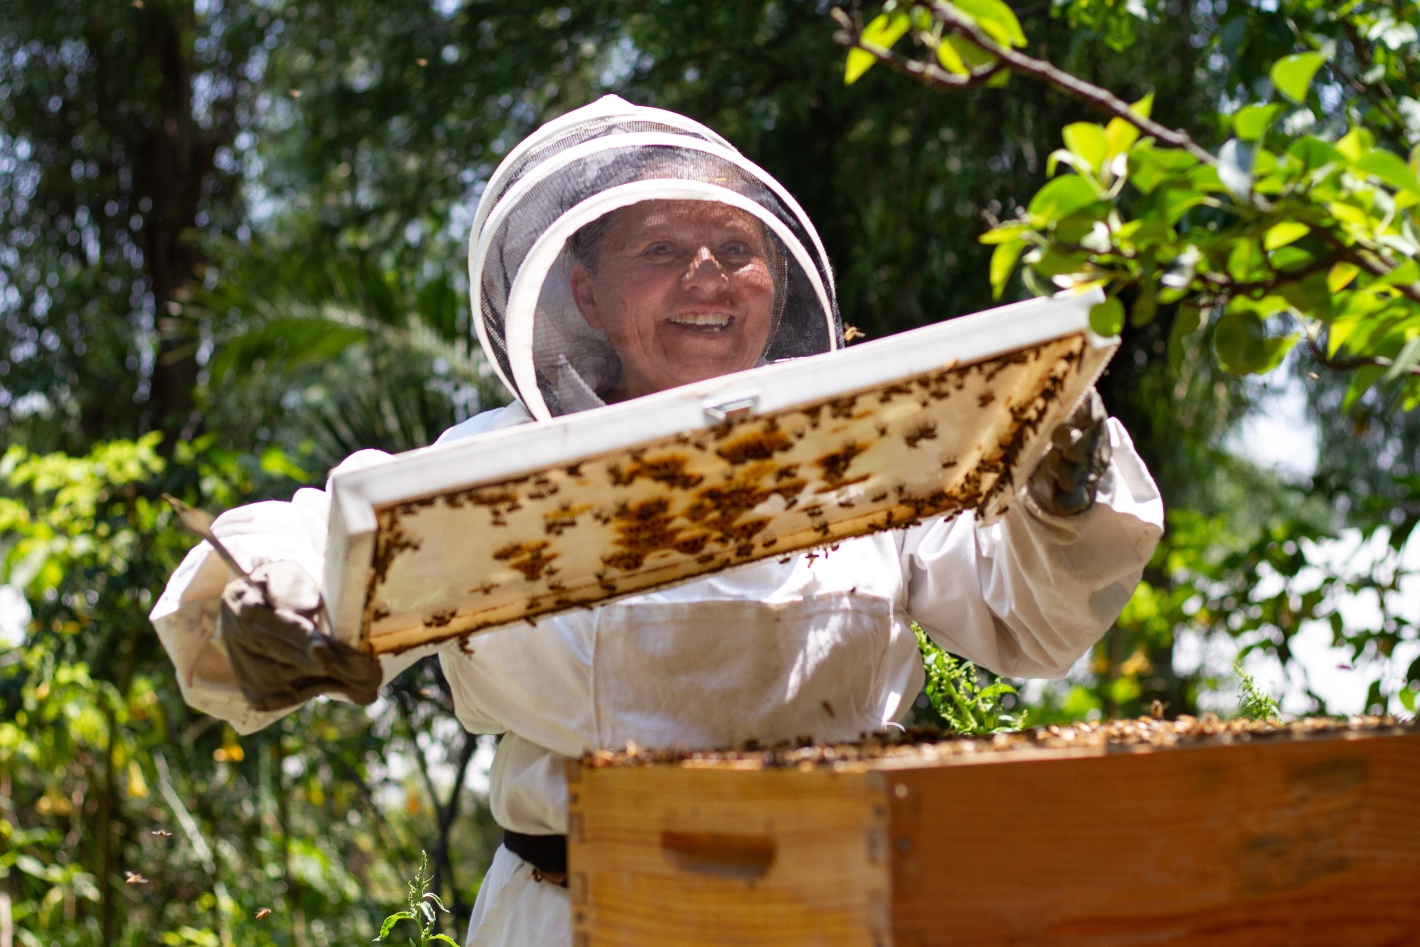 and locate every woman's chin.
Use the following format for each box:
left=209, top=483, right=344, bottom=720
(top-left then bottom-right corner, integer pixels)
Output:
left=660, top=357, right=759, bottom=389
